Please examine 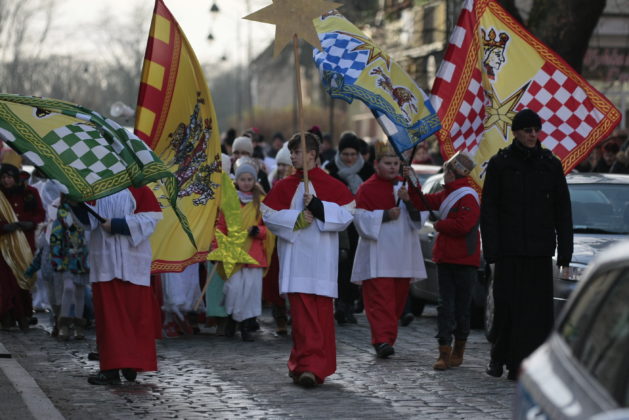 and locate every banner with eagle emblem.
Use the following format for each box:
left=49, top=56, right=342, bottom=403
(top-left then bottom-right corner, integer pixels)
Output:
left=430, top=0, right=621, bottom=190
left=313, top=11, right=441, bottom=156
left=135, top=0, right=222, bottom=273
